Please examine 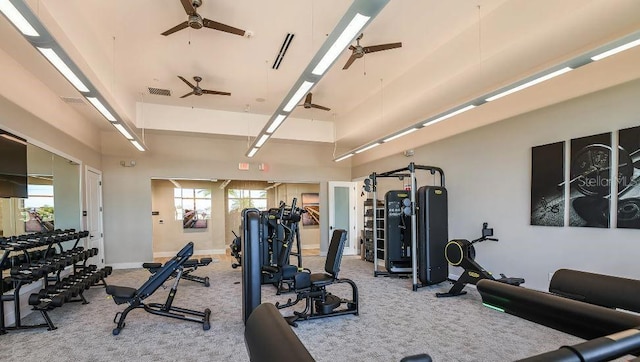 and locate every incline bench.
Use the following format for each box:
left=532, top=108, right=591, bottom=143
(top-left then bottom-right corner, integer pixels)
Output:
left=105, top=242, right=211, bottom=335
left=142, top=256, right=212, bottom=287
